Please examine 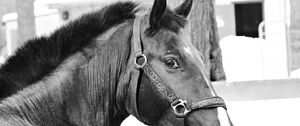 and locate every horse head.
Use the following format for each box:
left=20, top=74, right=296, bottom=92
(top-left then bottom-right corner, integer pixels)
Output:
left=125, top=0, right=233, bottom=125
